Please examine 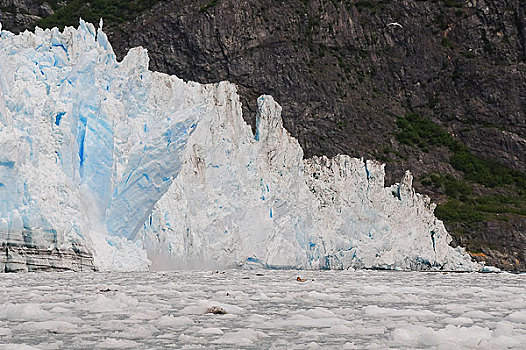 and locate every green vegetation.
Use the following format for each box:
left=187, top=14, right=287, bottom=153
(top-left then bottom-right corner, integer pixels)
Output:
left=450, top=149, right=526, bottom=189
left=421, top=173, right=525, bottom=223
left=398, top=113, right=526, bottom=223
left=199, top=0, right=220, bottom=13
left=0, top=4, right=19, bottom=14
left=440, top=0, right=465, bottom=8
left=441, top=37, right=454, bottom=48
left=396, top=113, right=457, bottom=152
left=461, top=51, right=476, bottom=59
left=435, top=199, right=487, bottom=223
left=33, top=0, right=161, bottom=30
left=397, top=113, right=526, bottom=189
left=435, top=195, right=526, bottom=223
left=420, top=173, right=473, bottom=200
left=421, top=172, right=526, bottom=223
left=354, top=1, right=377, bottom=8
